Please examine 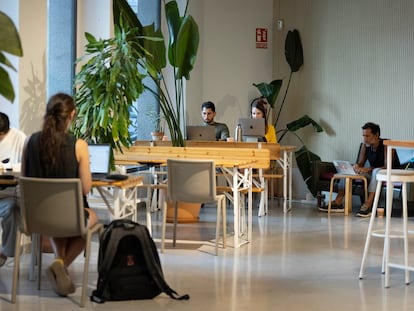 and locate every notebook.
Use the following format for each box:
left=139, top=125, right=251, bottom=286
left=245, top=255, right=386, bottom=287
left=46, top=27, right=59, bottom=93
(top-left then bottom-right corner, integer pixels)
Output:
left=88, top=144, right=111, bottom=180
left=186, top=125, right=216, bottom=141
left=238, top=118, right=265, bottom=140
left=333, top=160, right=358, bottom=175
